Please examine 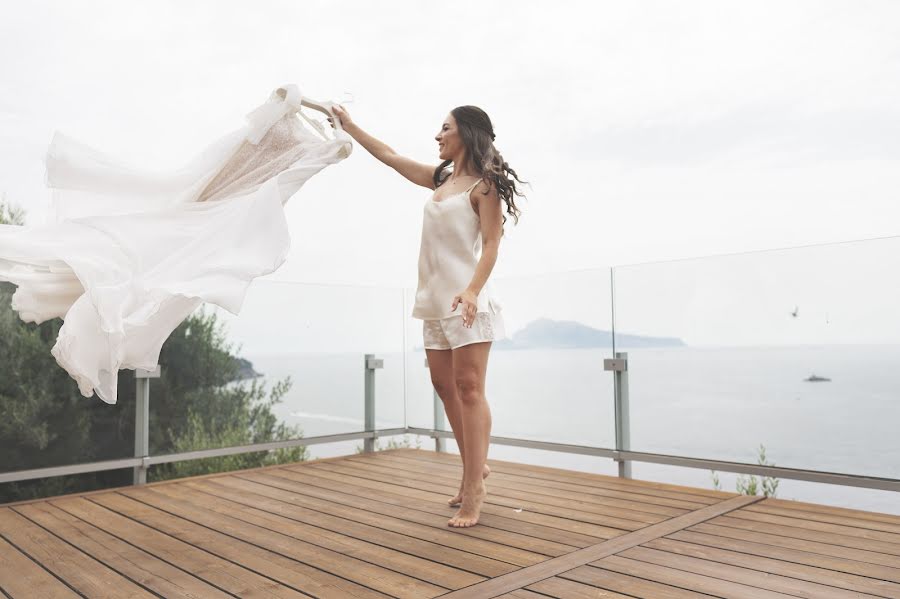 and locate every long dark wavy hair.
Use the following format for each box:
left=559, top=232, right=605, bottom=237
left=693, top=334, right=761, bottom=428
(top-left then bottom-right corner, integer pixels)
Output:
left=432, top=106, right=526, bottom=235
